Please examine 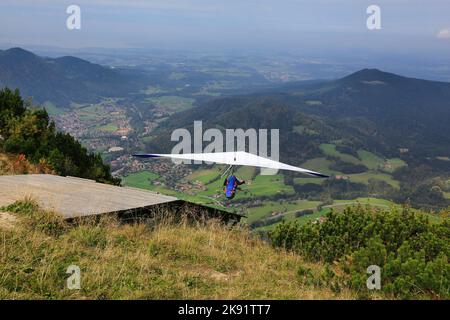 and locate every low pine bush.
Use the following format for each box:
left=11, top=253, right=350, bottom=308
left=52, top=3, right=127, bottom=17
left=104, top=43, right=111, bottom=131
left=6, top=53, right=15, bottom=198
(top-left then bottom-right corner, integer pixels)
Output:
left=269, top=205, right=450, bottom=299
